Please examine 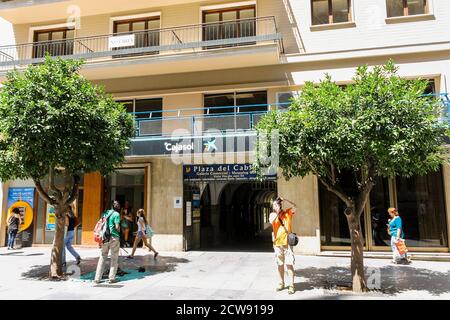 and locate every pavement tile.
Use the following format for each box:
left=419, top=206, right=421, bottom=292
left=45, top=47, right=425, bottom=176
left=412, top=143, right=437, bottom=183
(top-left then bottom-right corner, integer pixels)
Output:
left=1, top=247, right=450, bottom=300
